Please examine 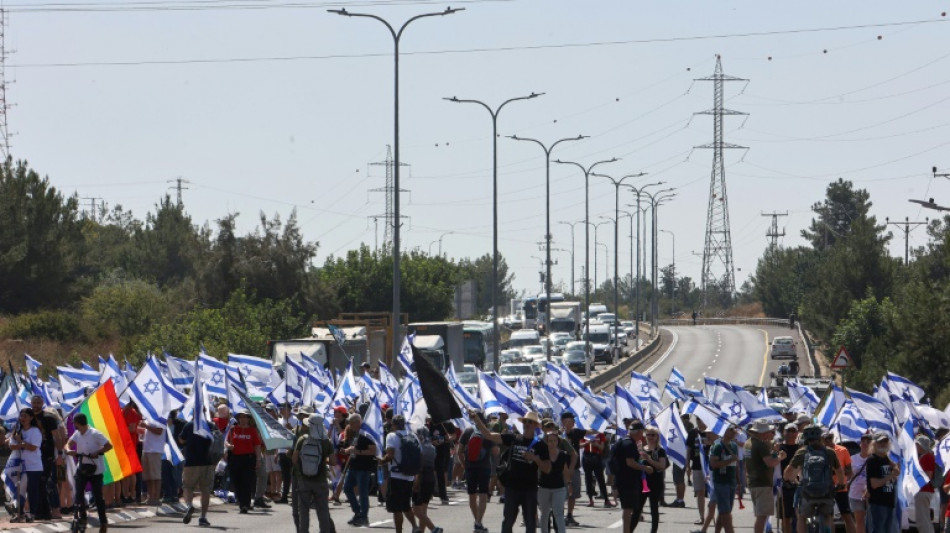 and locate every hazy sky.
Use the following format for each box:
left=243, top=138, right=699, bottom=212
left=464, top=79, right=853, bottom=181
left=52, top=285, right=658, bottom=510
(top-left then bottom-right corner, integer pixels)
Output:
left=8, top=0, right=950, bottom=303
